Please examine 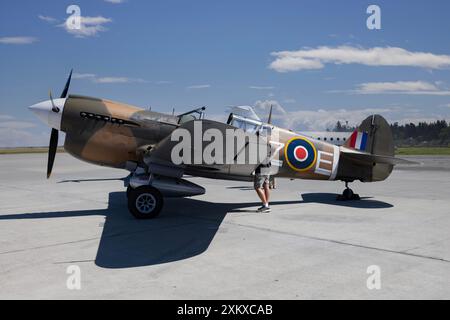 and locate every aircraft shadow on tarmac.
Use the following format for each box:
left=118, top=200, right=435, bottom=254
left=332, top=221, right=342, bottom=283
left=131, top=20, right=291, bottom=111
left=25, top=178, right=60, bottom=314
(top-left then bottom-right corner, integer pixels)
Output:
left=57, top=178, right=125, bottom=184
left=0, top=191, right=392, bottom=269
left=300, top=193, right=393, bottom=209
